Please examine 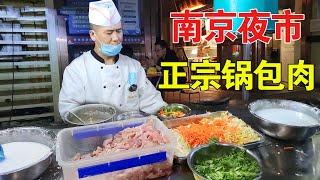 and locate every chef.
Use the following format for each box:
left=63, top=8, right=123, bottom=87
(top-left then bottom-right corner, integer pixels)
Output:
left=59, top=0, right=167, bottom=120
